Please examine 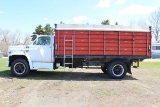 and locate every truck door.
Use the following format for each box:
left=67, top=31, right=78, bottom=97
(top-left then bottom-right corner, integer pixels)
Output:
left=28, top=36, right=53, bottom=62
